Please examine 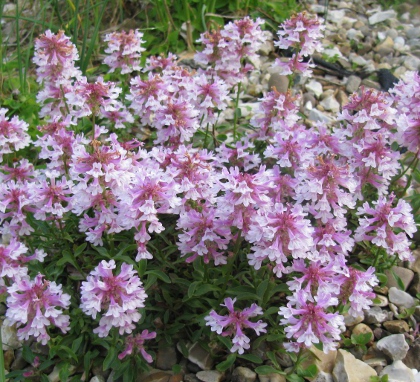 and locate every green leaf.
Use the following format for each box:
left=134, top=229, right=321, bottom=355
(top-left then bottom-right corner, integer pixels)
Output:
left=216, top=353, right=236, bottom=372
left=74, top=242, right=87, bottom=257
left=22, top=345, right=35, bottom=363
left=195, top=283, right=221, bottom=296
left=287, top=374, right=305, bottom=382
left=254, top=365, right=283, bottom=375
left=187, top=281, right=200, bottom=298
left=145, top=269, right=171, bottom=283
left=376, top=273, right=388, bottom=285
left=256, top=279, right=269, bottom=301
left=299, top=364, right=318, bottom=378
left=217, top=335, right=232, bottom=350
left=71, top=336, right=84, bottom=353
left=103, top=347, right=116, bottom=371
left=351, top=332, right=372, bottom=346
left=266, top=351, right=280, bottom=368
left=391, top=270, right=406, bottom=290
left=238, top=354, right=263, bottom=364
